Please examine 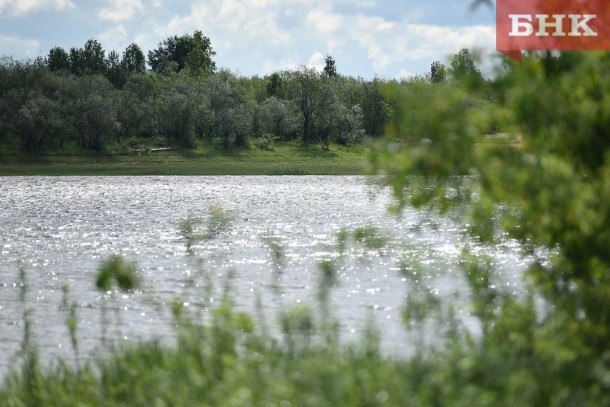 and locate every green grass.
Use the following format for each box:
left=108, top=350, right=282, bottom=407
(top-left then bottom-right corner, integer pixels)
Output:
left=0, top=142, right=370, bottom=176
